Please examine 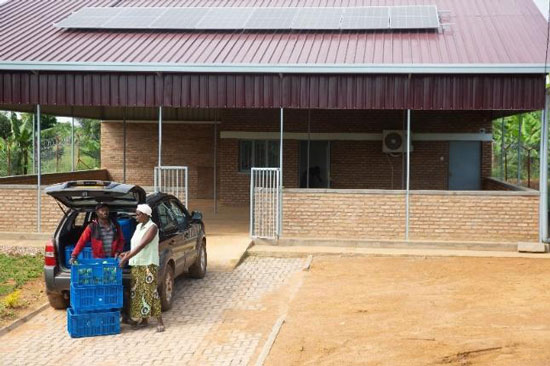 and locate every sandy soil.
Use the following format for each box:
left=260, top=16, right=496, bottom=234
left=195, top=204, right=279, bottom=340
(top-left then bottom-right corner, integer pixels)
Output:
left=264, top=256, right=550, bottom=366
left=0, top=278, right=47, bottom=328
